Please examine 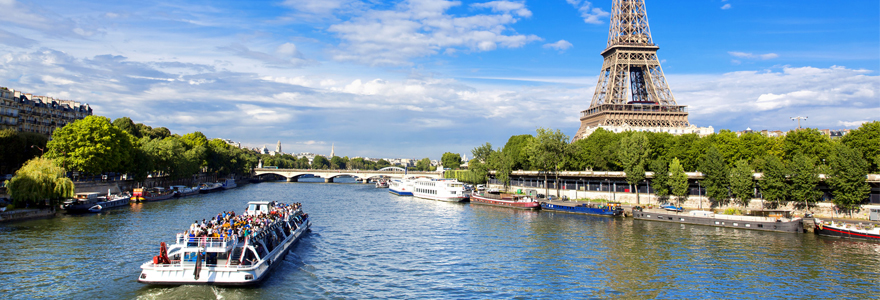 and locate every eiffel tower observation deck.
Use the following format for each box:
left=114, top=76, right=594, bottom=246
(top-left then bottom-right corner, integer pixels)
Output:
left=573, top=0, right=712, bottom=141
